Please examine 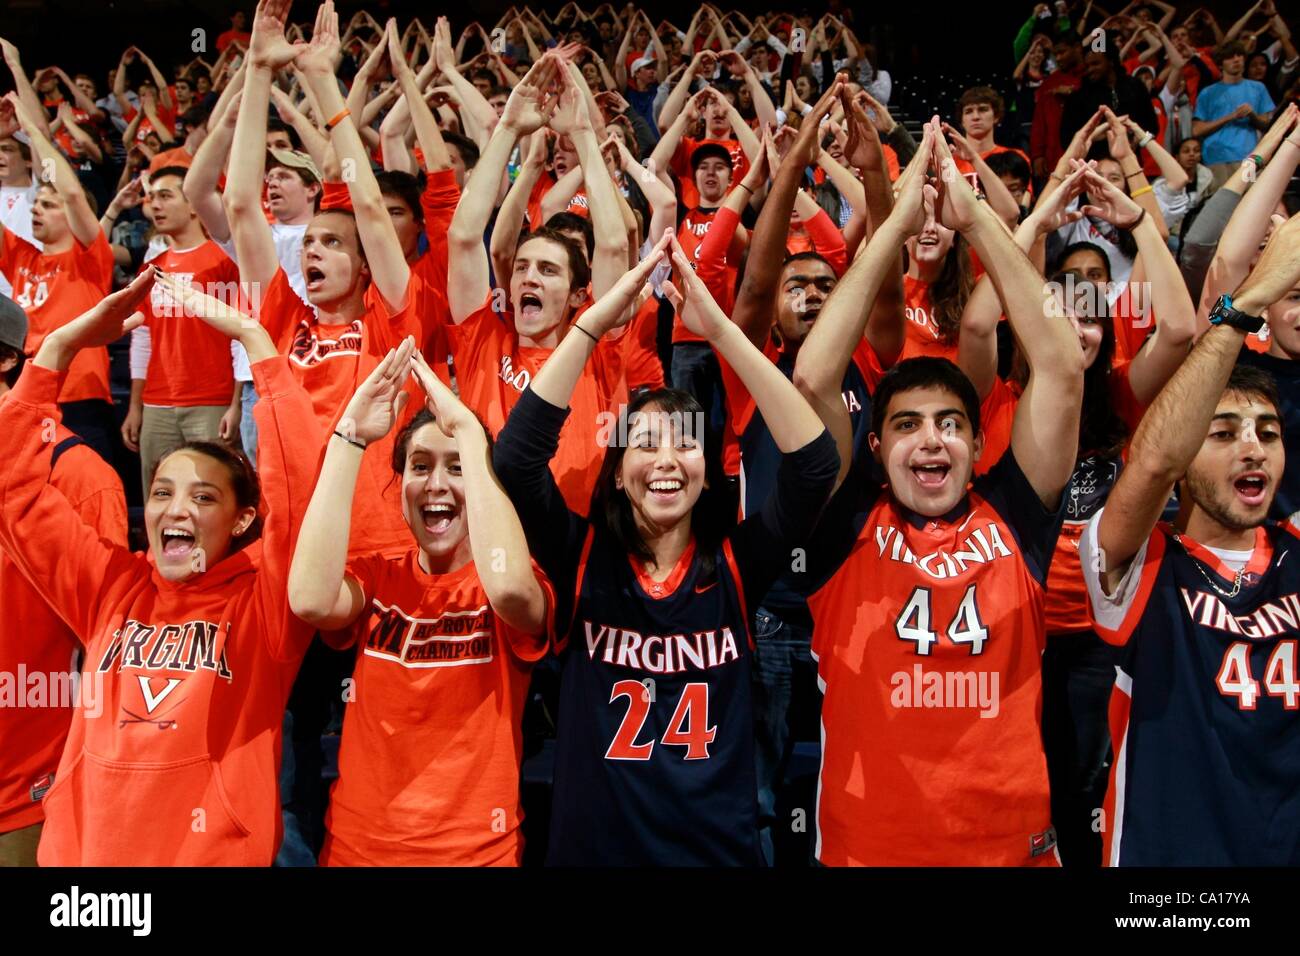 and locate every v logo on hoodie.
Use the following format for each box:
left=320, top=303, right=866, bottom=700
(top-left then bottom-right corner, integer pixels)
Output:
left=138, top=676, right=183, bottom=714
